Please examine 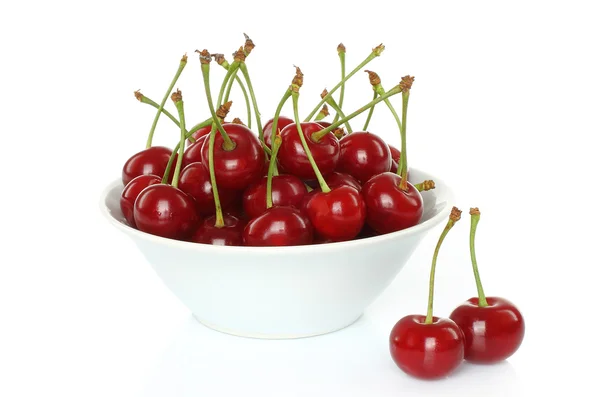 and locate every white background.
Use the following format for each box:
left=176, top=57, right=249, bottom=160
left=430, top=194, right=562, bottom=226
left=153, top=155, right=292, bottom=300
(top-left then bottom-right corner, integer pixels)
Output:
left=1, top=1, right=598, bottom=396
